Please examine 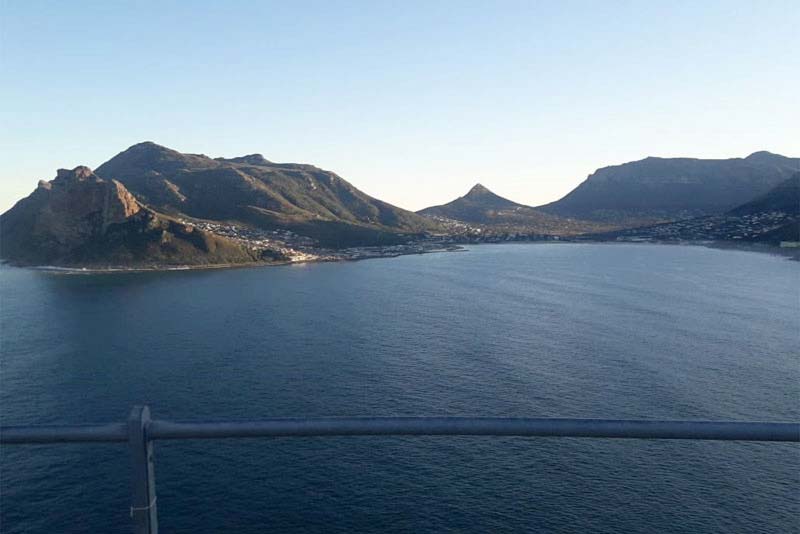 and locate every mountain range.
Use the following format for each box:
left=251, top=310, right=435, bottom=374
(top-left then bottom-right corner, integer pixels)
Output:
left=538, top=151, right=799, bottom=224
left=1, top=144, right=797, bottom=268
left=592, top=172, right=799, bottom=245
